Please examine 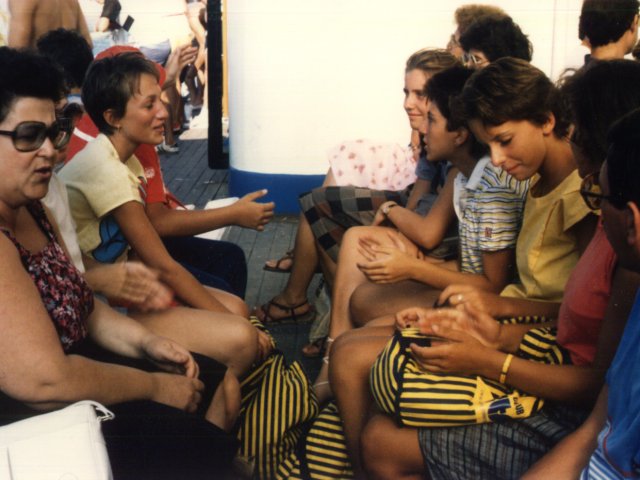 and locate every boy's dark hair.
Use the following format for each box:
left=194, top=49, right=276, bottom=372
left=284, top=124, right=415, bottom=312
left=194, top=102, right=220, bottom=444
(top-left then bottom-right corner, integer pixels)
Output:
left=82, top=52, right=159, bottom=135
left=0, top=47, right=64, bottom=123
left=561, top=60, right=640, bottom=170
left=37, top=28, right=94, bottom=91
left=425, top=66, right=487, bottom=158
left=460, top=57, right=570, bottom=138
left=579, top=0, right=639, bottom=48
left=606, top=107, right=640, bottom=207
left=459, top=16, right=532, bottom=62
